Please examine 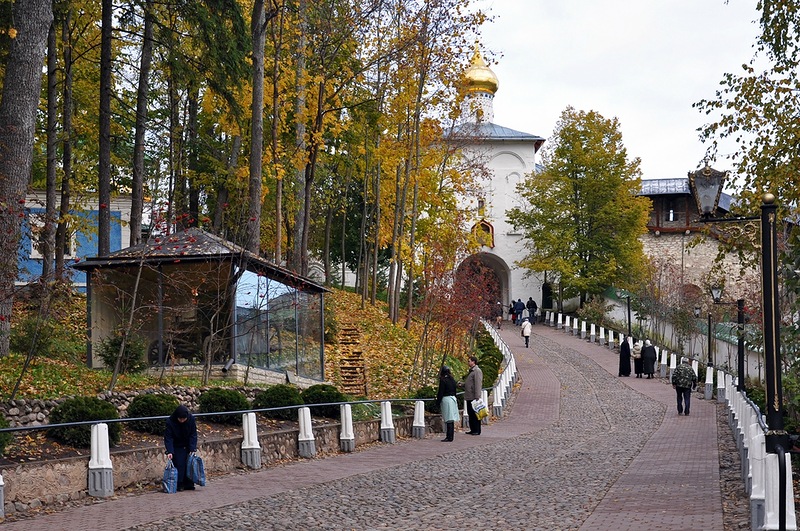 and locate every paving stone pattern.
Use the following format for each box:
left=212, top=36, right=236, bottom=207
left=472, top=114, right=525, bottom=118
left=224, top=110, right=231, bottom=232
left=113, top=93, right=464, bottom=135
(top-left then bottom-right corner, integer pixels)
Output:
left=2, top=325, right=743, bottom=531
